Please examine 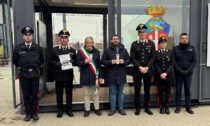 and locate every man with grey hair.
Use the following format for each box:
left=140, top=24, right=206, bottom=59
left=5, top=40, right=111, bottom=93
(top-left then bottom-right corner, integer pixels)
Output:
left=76, top=36, right=103, bottom=117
